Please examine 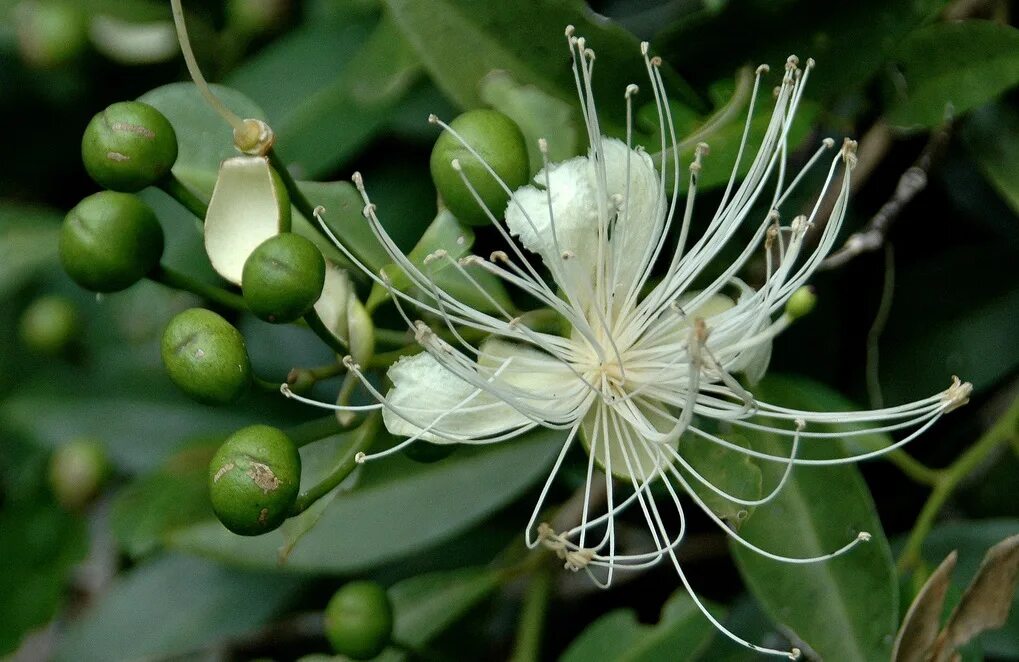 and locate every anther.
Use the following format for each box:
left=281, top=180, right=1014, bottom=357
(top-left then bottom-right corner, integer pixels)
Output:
left=650, top=55, right=662, bottom=67
left=355, top=452, right=367, bottom=464
left=755, top=64, right=770, bottom=75
left=625, top=83, right=639, bottom=98
left=786, top=54, right=799, bottom=69
left=806, top=57, right=816, bottom=69
left=640, top=41, right=649, bottom=56
left=538, top=137, right=549, bottom=153
left=943, top=376, right=973, bottom=413
left=789, top=648, right=802, bottom=660
left=576, top=37, right=585, bottom=50
left=585, top=48, right=596, bottom=61
left=427, top=113, right=439, bottom=124
left=313, top=205, right=327, bottom=218
left=565, top=25, right=575, bottom=37
left=423, top=249, right=447, bottom=265
left=840, top=138, right=859, bottom=168
left=456, top=235, right=466, bottom=246
left=361, top=203, right=376, bottom=219
left=490, top=250, right=509, bottom=263
left=351, top=171, right=364, bottom=188
left=857, top=531, right=872, bottom=542
left=341, top=355, right=356, bottom=369
left=561, top=250, right=575, bottom=260
left=822, top=137, right=835, bottom=149
left=280, top=383, right=293, bottom=398
left=450, top=158, right=462, bottom=172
